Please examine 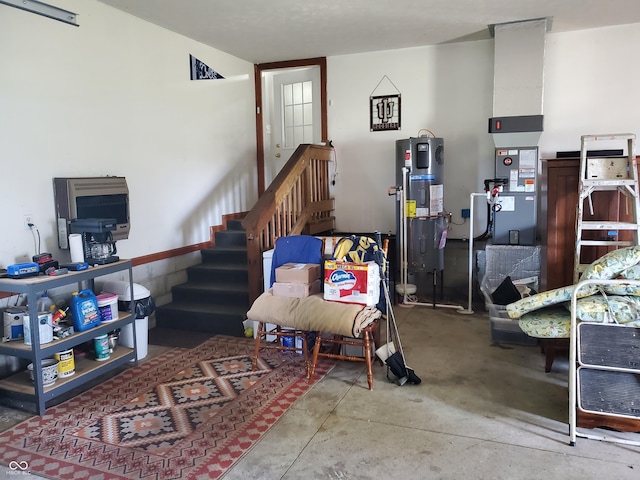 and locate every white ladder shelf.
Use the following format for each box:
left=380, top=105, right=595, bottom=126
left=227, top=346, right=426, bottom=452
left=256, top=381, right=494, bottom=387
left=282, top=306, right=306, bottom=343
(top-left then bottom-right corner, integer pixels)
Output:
left=574, top=133, right=640, bottom=282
